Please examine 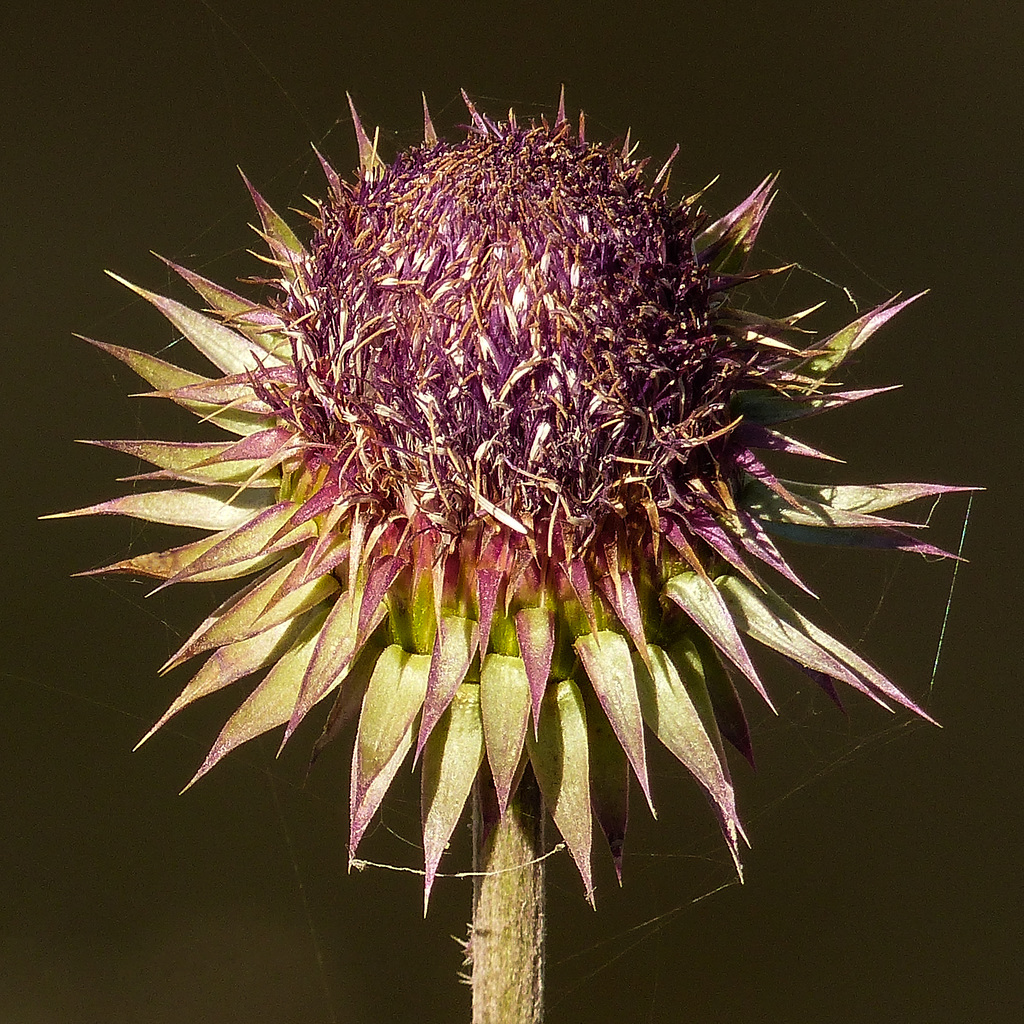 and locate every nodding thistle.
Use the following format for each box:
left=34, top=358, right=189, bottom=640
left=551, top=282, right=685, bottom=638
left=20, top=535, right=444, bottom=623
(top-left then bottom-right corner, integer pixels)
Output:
left=56, top=88, right=966, bottom=911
